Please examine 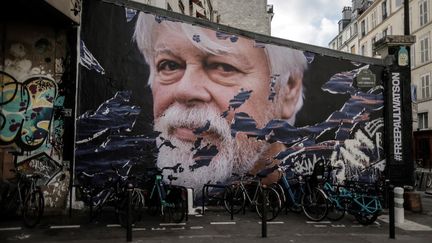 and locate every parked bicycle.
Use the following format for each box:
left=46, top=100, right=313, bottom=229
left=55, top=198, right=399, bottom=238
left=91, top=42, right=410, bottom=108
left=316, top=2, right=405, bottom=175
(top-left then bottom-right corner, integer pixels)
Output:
left=318, top=159, right=383, bottom=225
left=76, top=162, right=146, bottom=226
left=223, top=169, right=282, bottom=221
left=0, top=169, right=44, bottom=227
left=275, top=166, right=304, bottom=214
left=145, top=163, right=187, bottom=223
